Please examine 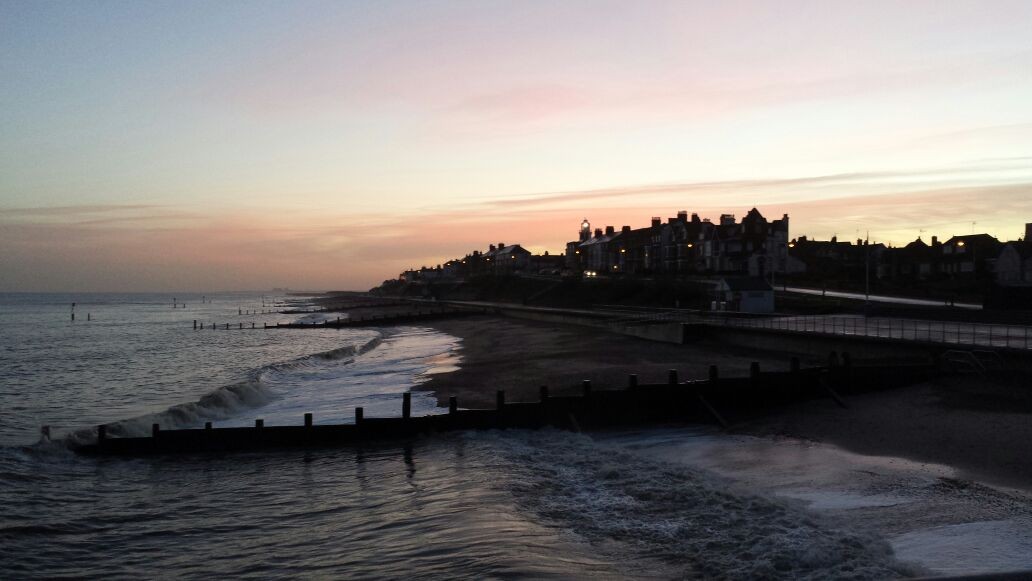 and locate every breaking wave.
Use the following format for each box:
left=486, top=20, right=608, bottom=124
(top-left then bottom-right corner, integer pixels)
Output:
left=62, top=334, right=385, bottom=447
left=483, top=430, right=927, bottom=580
